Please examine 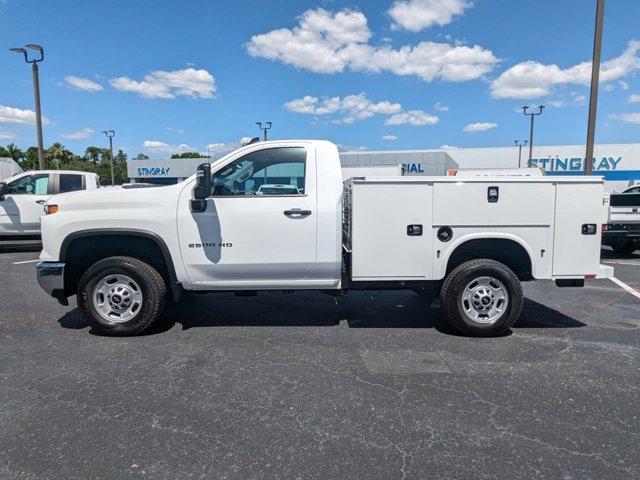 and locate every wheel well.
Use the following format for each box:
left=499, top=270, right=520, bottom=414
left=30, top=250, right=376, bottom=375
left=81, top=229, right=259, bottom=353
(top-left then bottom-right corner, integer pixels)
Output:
left=446, top=238, right=533, bottom=281
left=62, top=233, right=173, bottom=296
